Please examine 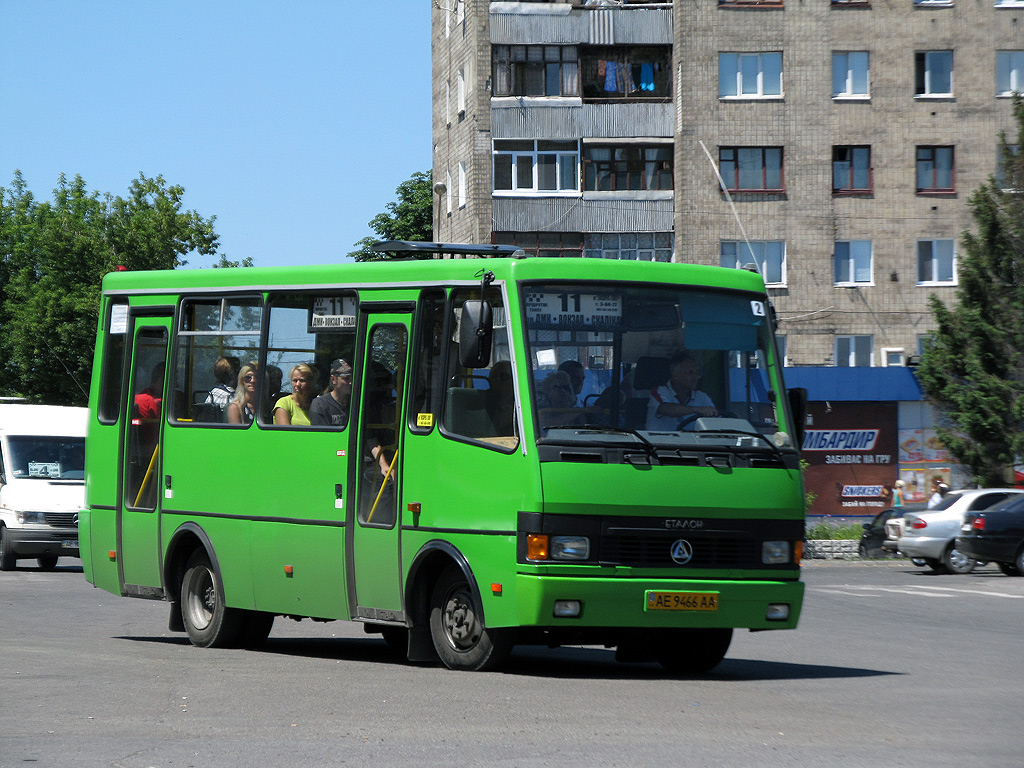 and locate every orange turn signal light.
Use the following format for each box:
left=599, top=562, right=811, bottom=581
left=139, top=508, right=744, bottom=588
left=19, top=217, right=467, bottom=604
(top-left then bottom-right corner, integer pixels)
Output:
left=526, top=534, right=549, bottom=561
left=794, top=540, right=804, bottom=563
